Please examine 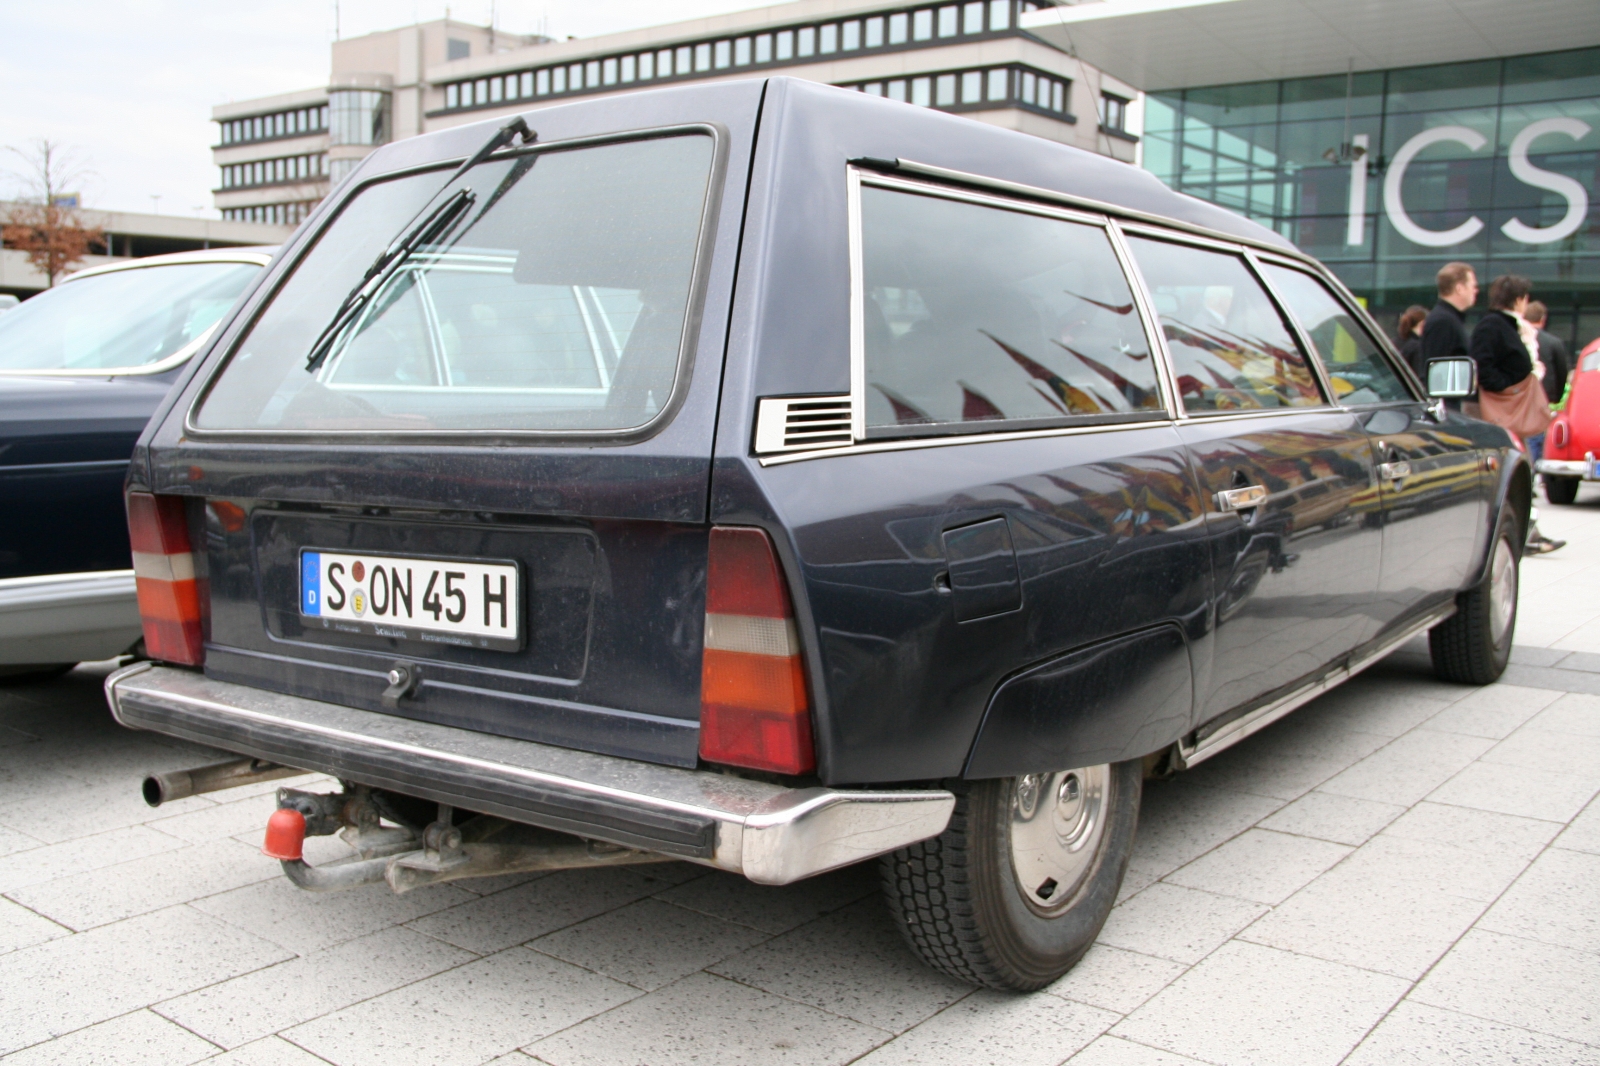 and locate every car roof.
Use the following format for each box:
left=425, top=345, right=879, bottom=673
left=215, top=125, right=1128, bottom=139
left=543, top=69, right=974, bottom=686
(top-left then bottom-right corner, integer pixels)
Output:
left=359, top=76, right=1293, bottom=256
left=63, top=246, right=276, bottom=284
